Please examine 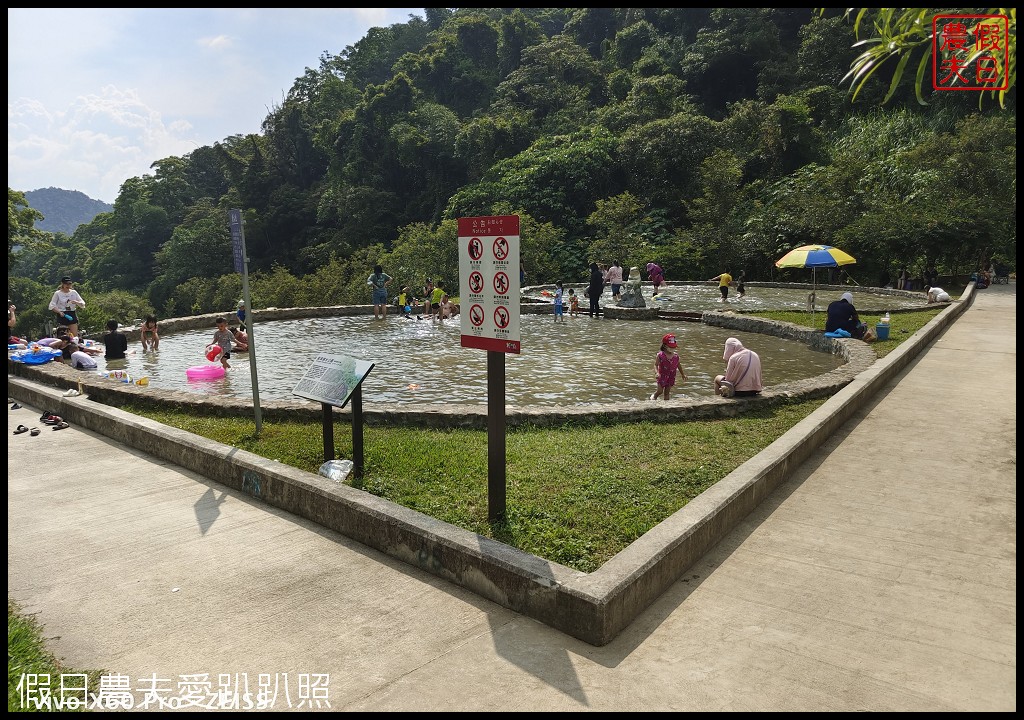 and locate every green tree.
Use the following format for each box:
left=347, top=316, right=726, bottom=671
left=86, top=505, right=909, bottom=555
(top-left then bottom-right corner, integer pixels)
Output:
left=839, top=8, right=1017, bottom=107
left=154, top=200, right=233, bottom=286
